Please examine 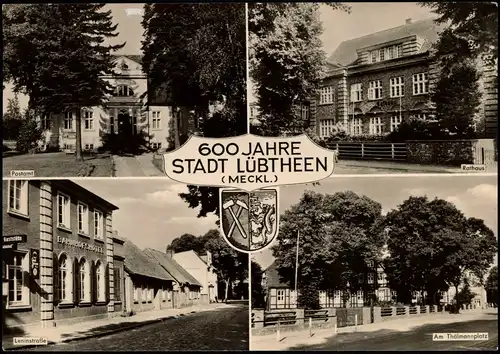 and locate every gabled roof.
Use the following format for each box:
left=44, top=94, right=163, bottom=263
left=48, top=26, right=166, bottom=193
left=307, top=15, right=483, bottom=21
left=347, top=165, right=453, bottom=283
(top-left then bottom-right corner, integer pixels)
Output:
left=264, top=261, right=290, bottom=288
left=111, top=54, right=143, bottom=64
left=143, top=248, right=202, bottom=287
left=328, top=17, right=446, bottom=67
left=174, top=249, right=210, bottom=266
left=123, top=240, right=174, bottom=281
